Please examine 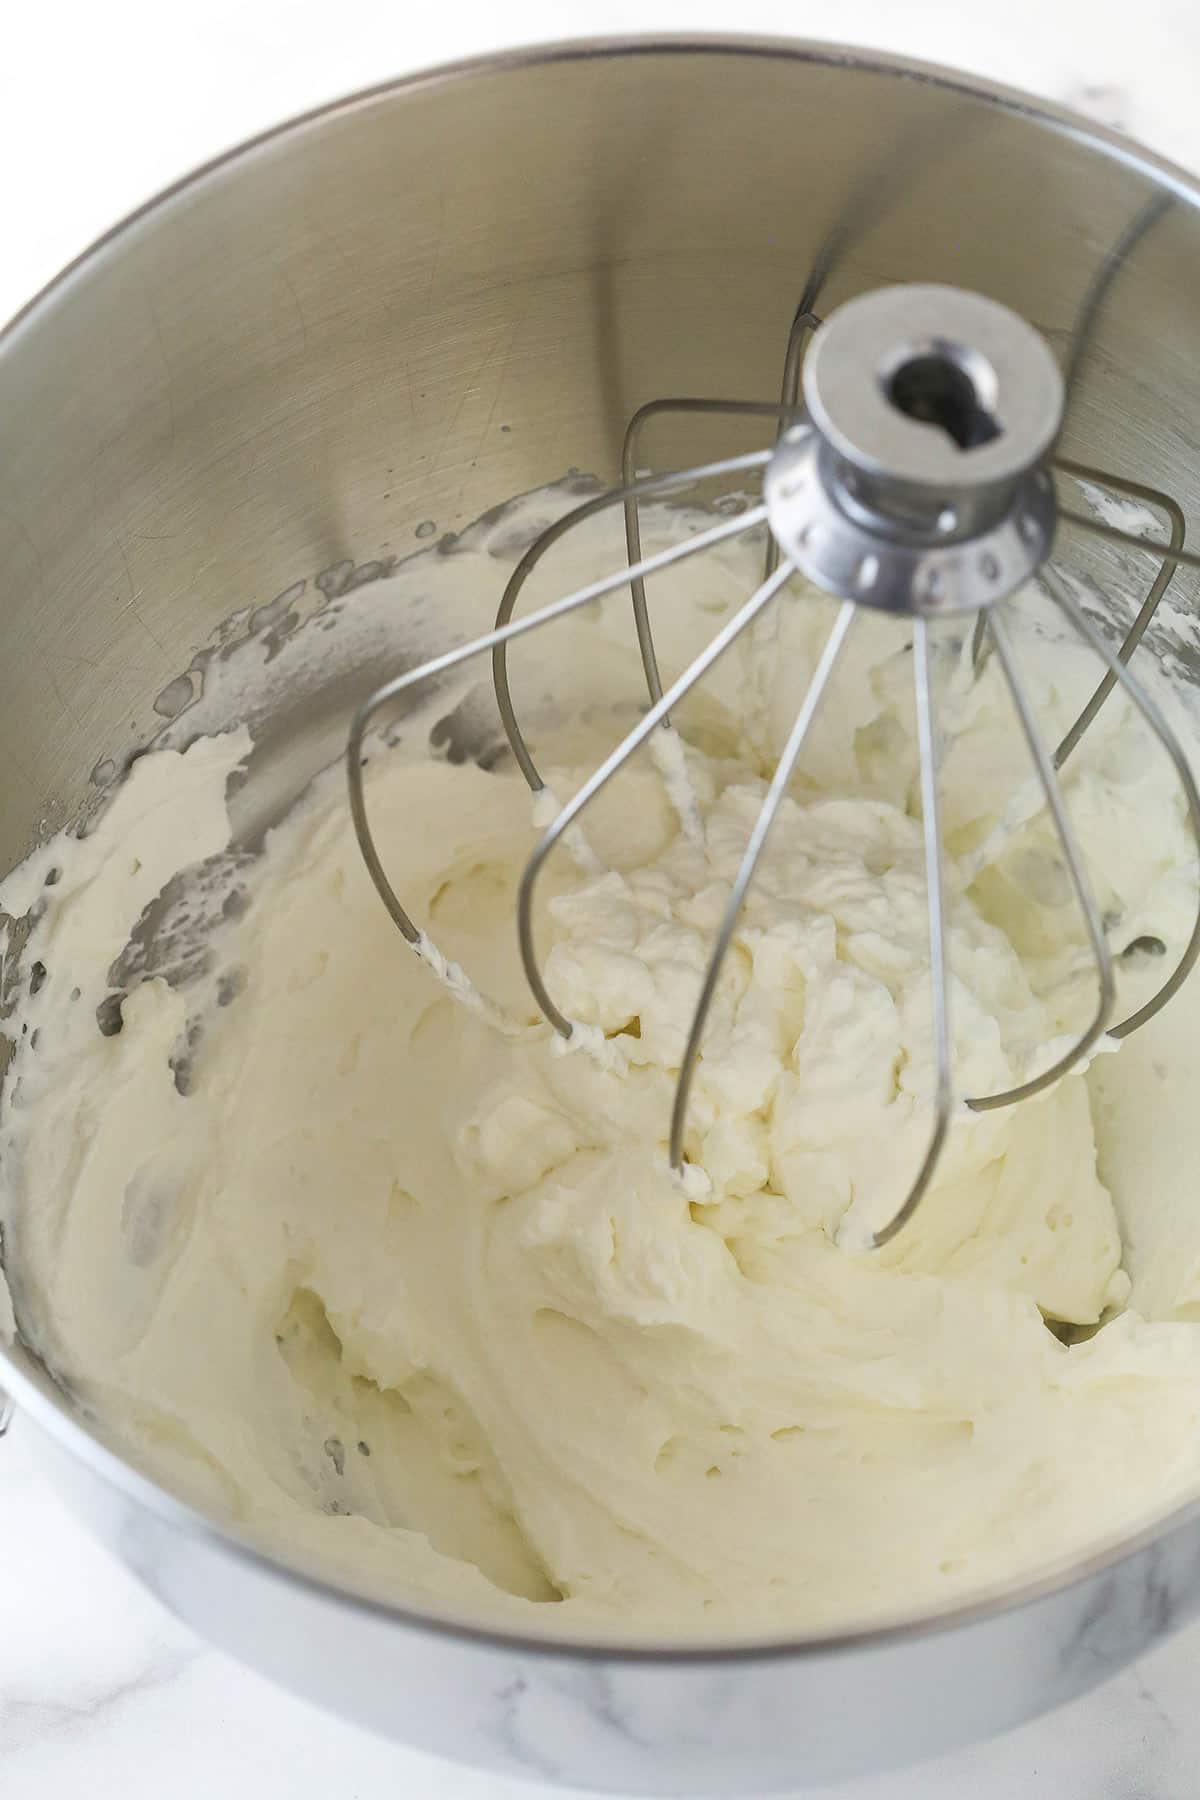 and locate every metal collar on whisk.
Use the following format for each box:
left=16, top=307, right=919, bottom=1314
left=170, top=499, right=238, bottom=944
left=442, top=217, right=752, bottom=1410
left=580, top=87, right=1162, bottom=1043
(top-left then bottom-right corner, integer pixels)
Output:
left=348, top=283, right=1200, bottom=1250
